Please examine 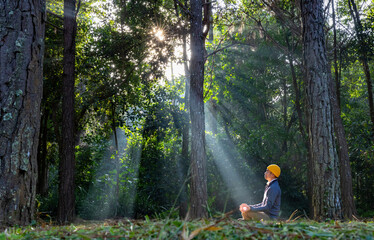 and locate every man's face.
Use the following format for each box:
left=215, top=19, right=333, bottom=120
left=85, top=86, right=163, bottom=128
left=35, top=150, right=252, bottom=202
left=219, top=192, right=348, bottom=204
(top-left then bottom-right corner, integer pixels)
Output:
left=264, top=169, right=274, bottom=180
